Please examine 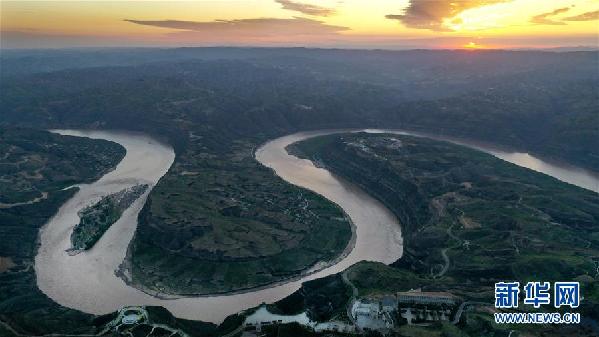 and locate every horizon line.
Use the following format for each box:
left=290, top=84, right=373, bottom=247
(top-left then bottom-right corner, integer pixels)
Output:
left=2, top=45, right=598, bottom=52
